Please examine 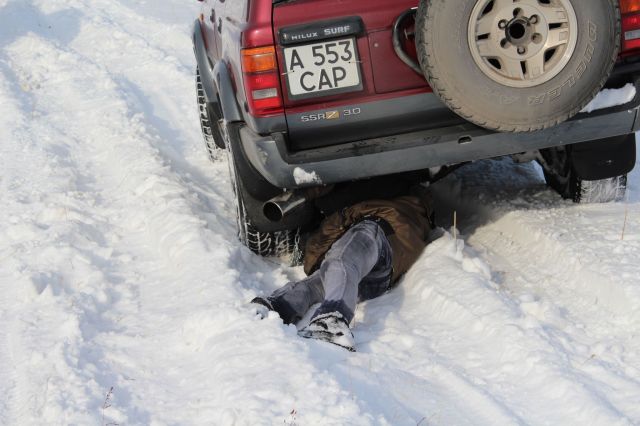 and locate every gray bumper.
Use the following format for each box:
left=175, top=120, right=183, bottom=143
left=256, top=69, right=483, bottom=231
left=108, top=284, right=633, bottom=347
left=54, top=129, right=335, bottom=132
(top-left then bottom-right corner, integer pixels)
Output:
left=240, top=106, right=640, bottom=190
